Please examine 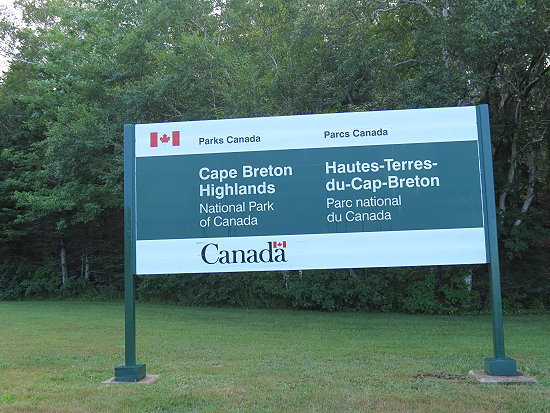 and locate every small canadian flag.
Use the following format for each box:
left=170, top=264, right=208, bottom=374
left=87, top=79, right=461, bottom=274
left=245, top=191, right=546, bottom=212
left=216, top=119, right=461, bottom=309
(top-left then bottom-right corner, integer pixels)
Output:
left=150, top=131, right=180, bottom=147
left=272, top=241, right=287, bottom=248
